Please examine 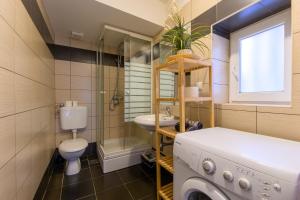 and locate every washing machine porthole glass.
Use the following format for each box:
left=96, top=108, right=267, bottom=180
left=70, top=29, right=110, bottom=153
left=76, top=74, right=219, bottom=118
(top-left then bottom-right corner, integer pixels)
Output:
left=187, top=191, right=212, bottom=200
